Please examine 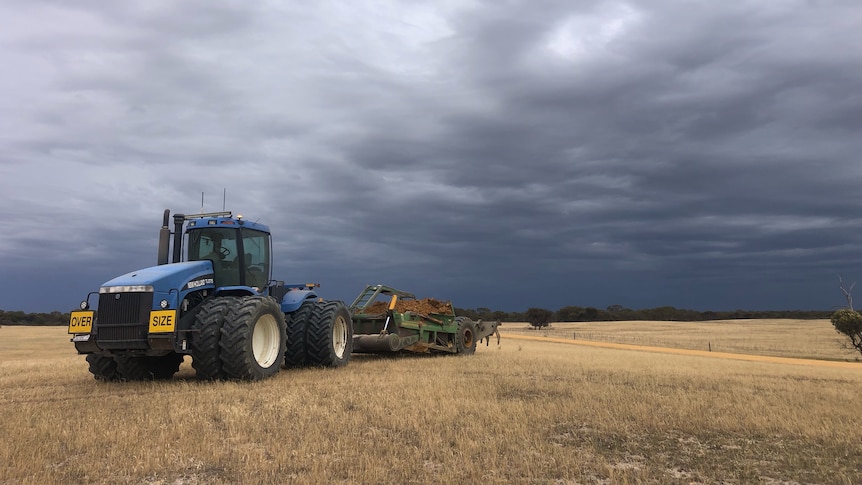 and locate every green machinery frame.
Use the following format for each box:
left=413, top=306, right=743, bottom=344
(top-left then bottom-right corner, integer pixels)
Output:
left=349, top=284, right=472, bottom=353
